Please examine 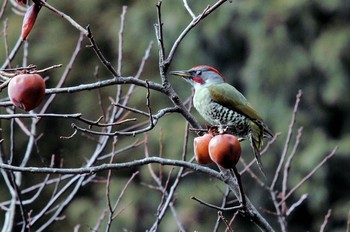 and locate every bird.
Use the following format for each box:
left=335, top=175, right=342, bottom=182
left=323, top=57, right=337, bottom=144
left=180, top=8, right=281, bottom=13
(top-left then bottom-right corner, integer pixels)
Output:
left=170, top=65, right=273, bottom=175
